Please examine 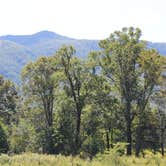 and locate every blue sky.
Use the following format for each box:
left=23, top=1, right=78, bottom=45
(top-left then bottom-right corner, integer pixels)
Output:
left=0, top=0, right=165, bottom=42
